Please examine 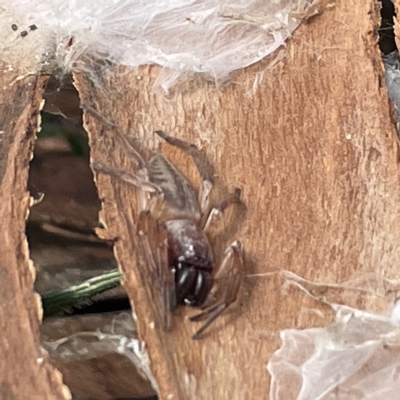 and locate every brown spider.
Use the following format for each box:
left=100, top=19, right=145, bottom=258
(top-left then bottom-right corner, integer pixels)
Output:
left=83, top=105, right=244, bottom=339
